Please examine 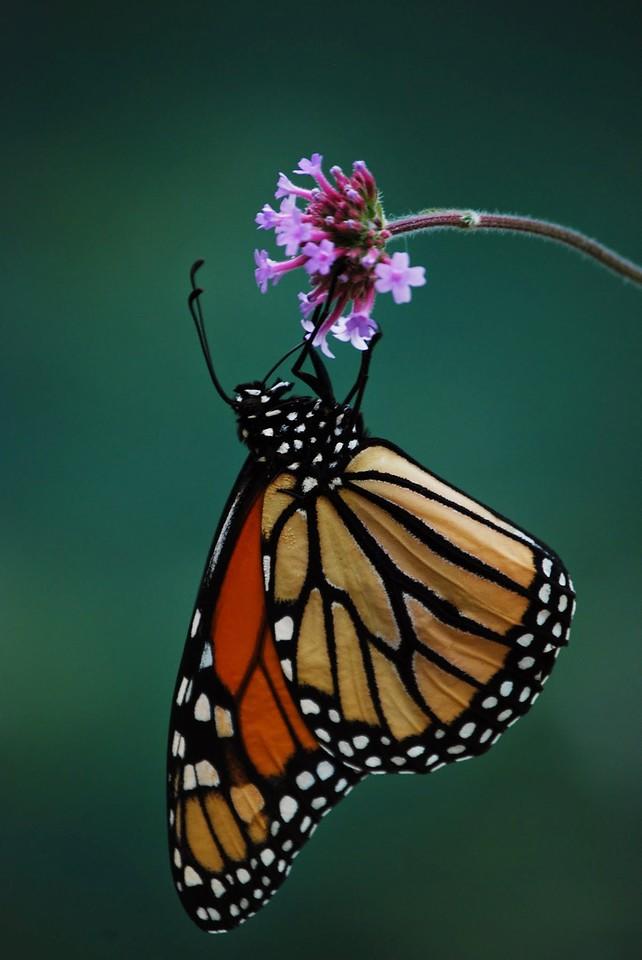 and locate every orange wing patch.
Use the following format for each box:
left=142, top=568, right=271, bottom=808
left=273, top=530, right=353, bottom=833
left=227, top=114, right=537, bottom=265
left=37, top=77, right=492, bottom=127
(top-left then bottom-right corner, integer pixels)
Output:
left=211, top=496, right=265, bottom=696
left=168, top=480, right=361, bottom=934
